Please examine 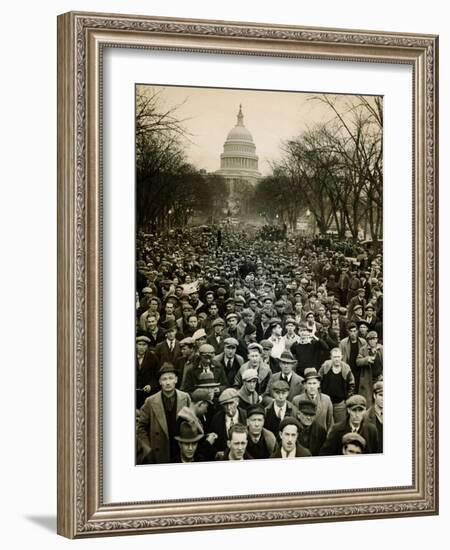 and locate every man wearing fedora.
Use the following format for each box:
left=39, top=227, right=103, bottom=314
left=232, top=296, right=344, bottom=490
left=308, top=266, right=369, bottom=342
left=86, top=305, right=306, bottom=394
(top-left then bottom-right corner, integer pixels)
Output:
left=319, top=394, right=379, bottom=455
left=212, top=337, right=244, bottom=387
left=292, top=368, right=334, bottom=433
left=172, top=421, right=205, bottom=463
left=209, top=388, right=247, bottom=453
left=137, top=363, right=191, bottom=464
left=245, top=404, right=277, bottom=459
left=154, top=320, right=181, bottom=367
left=176, top=388, right=219, bottom=461
left=263, top=351, right=304, bottom=406
left=271, top=417, right=312, bottom=458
